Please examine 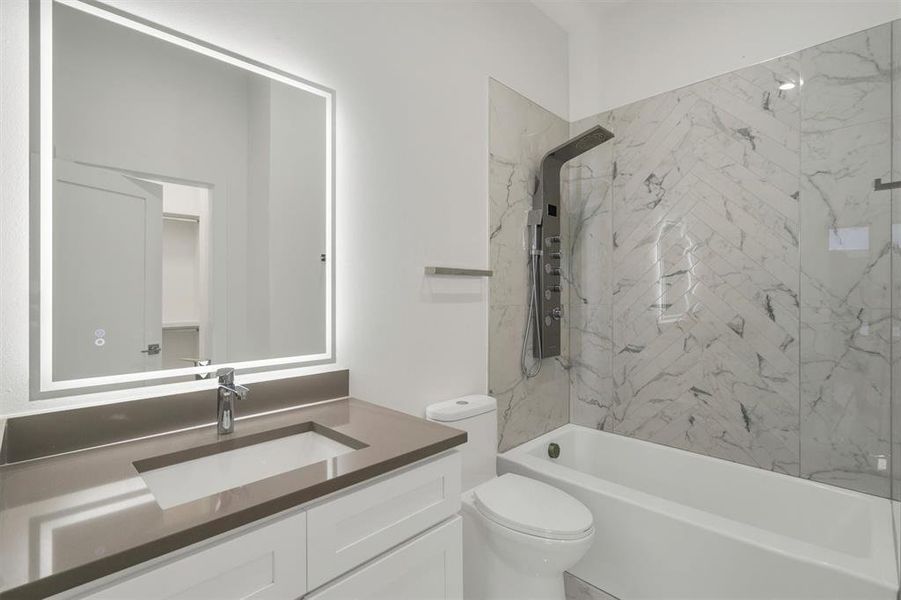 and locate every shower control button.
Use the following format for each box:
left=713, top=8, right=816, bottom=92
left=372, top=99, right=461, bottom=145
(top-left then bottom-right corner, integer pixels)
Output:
left=544, top=264, right=562, bottom=275
left=545, top=235, right=561, bottom=245
left=551, top=307, right=563, bottom=320
left=547, top=285, right=562, bottom=293
left=544, top=315, right=552, bottom=327
left=549, top=252, right=562, bottom=260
